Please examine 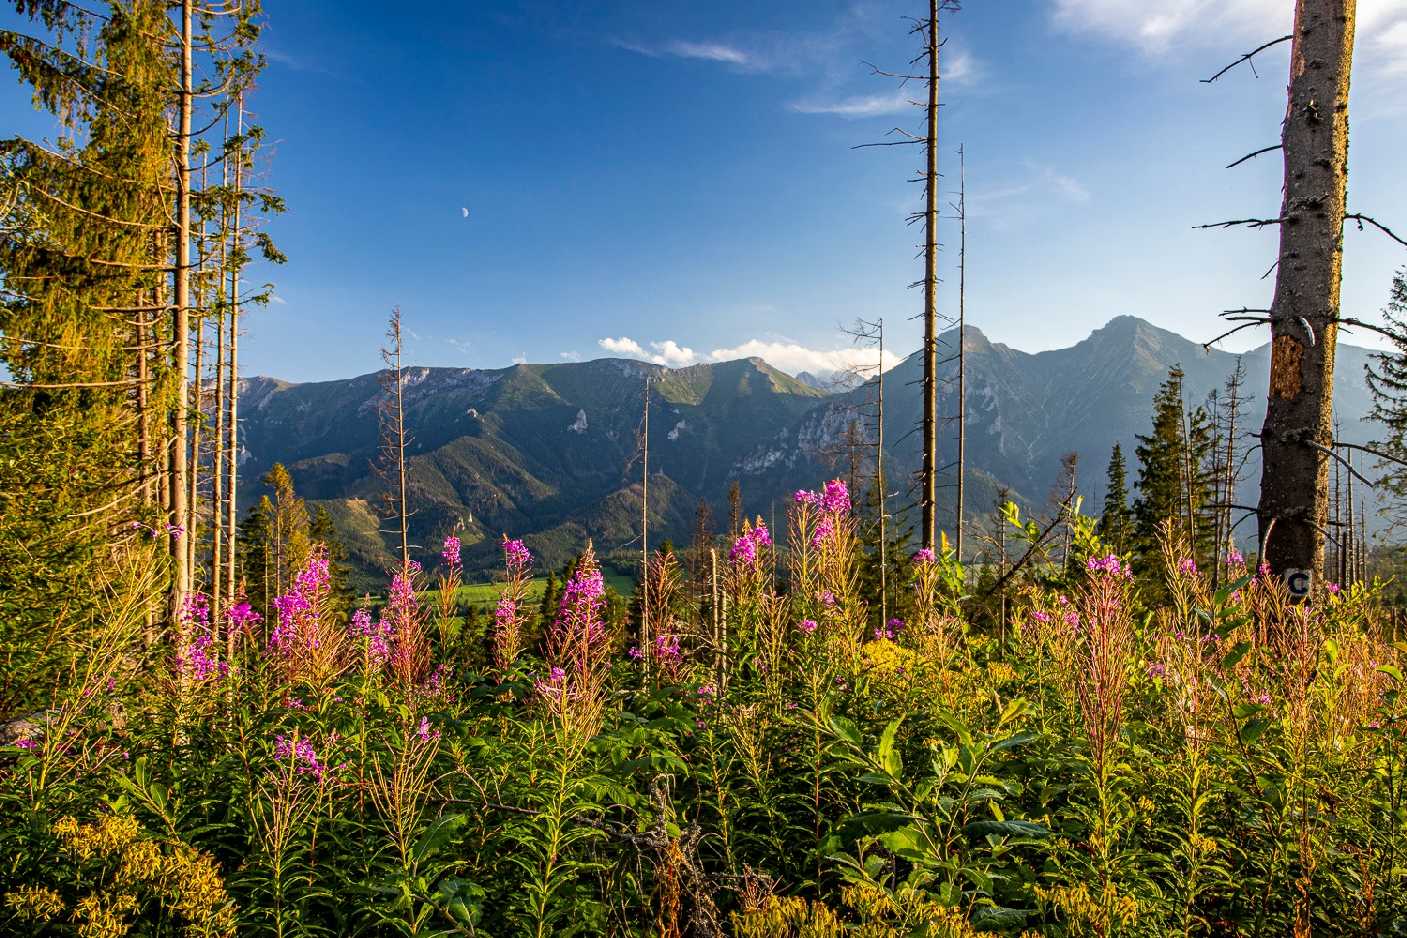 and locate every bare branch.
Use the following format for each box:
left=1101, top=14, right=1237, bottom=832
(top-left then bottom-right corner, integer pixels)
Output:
left=1202, top=35, right=1292, bottom=84
left=1345, top=212, right=1407, bottom=247
left=1196, top=217, right=1287, bottom=231
left=1226, top=144, right=1282, bottom=169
